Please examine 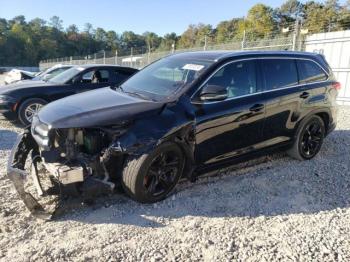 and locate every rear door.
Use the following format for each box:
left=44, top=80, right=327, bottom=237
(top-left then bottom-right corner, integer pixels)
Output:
left=193, top=59, right=267, bottom=165
left=260, top=58, right=310, bottom=144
